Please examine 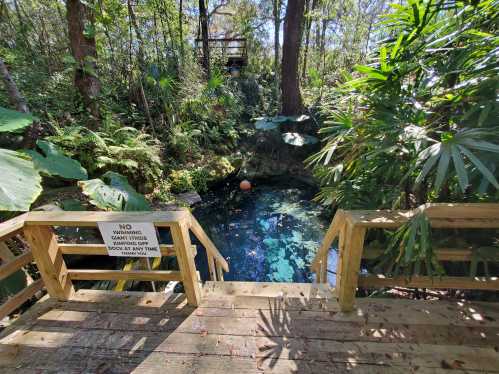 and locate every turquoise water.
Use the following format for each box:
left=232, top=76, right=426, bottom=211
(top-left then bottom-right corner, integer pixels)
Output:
left=194, top=182, right=335, bottom=283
